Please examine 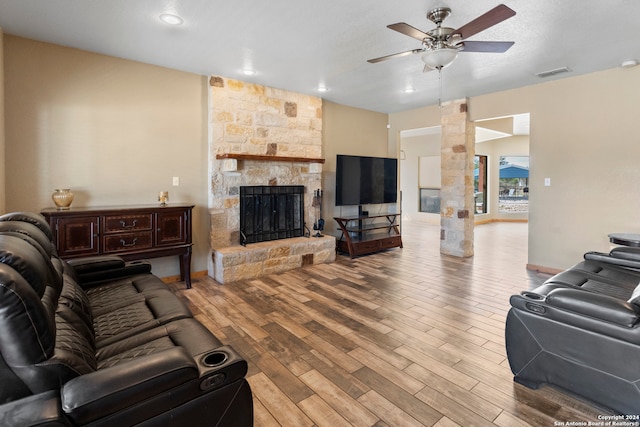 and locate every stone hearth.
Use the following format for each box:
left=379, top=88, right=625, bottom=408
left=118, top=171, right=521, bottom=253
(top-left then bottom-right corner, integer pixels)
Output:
left=212, top=235, right=335, bottom=284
